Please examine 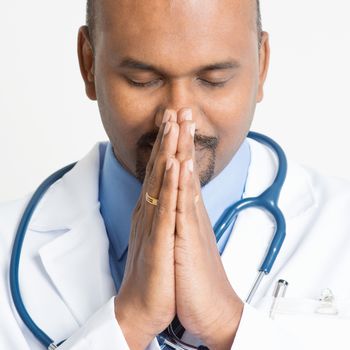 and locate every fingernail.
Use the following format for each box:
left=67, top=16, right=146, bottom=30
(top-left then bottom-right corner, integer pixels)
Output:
left=186, top=159, right=193, bottom=173
left=166, top=158, right=173, bottom=171
left=164, top=122, right=171, bottom=135
left=162, top=110, right=171, bottom=123
left=182, top=108, right=192, bottom=121
left=190, top=123, right=196, bottom=138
